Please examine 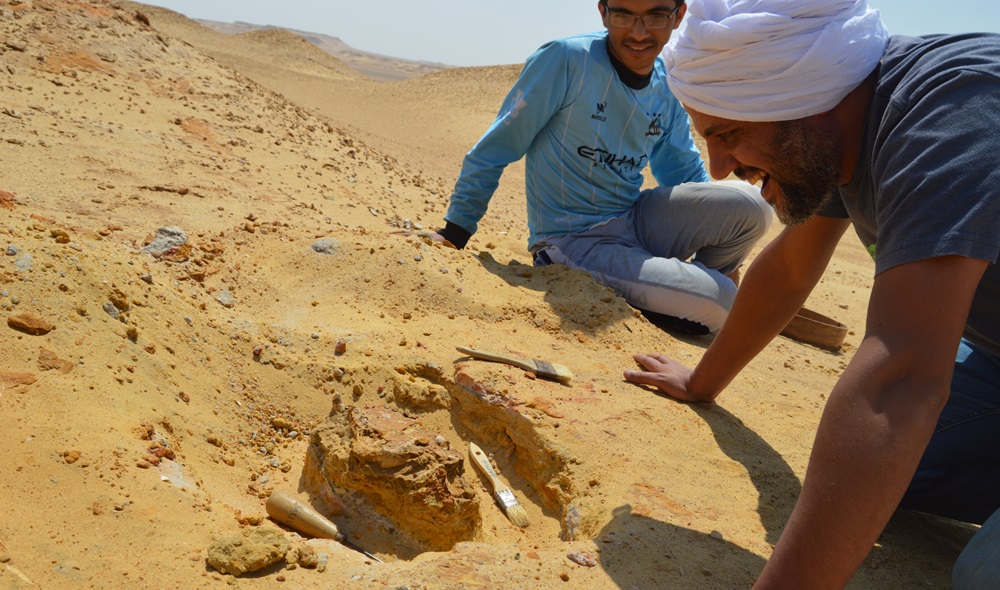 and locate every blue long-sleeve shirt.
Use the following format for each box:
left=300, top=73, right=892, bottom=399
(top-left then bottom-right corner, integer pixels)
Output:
left=444, top=32, right=709, bottom=250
